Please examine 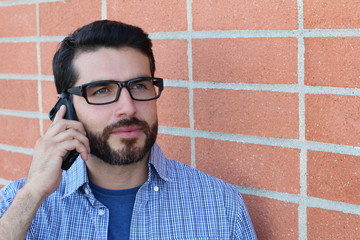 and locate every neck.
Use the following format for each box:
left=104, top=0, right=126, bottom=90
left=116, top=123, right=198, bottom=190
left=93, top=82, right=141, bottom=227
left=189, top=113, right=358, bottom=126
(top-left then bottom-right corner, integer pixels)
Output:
left=86, top=153, right=149, bottom=190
